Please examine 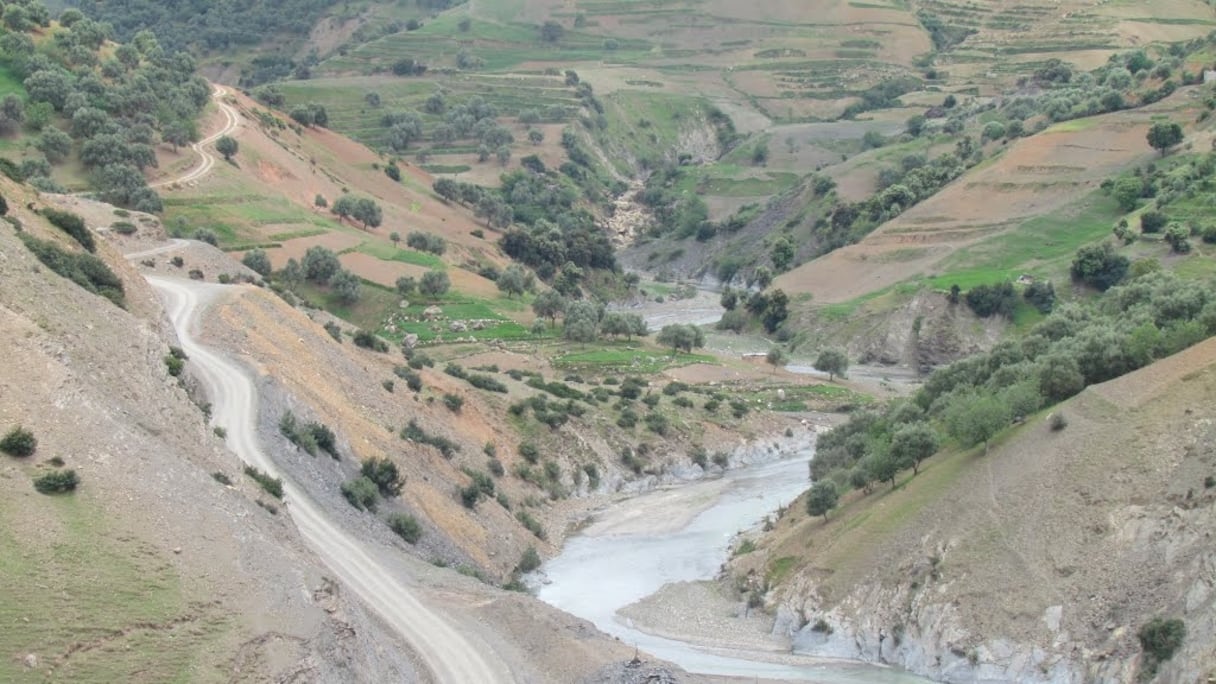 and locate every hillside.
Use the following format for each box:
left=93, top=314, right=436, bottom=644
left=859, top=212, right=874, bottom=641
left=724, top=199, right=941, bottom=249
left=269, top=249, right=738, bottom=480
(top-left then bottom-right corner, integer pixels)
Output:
left=729, top=333, right=1216, bottom=682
